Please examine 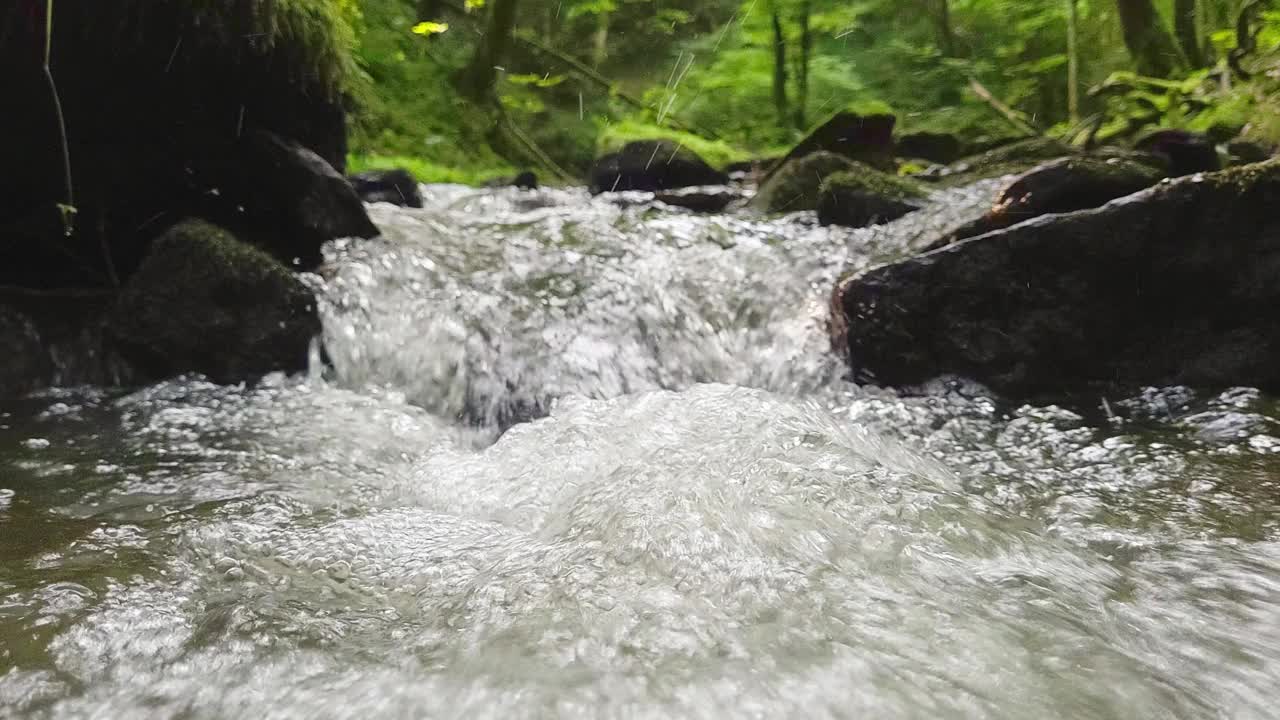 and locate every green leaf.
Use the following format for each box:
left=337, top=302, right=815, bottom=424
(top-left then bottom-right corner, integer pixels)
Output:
left=507, top=73, right=567, bottom=88
left=465, top=0, right=486, bottom=9
left=410, top=21, right=449, bottom=35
